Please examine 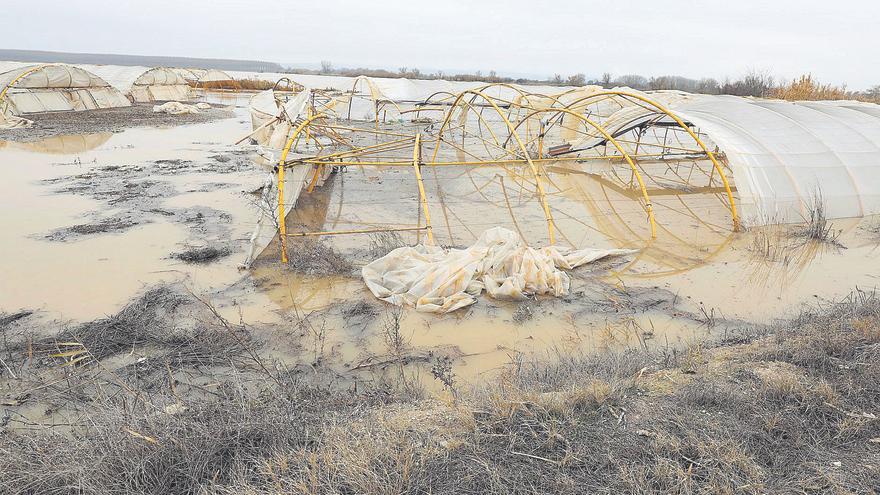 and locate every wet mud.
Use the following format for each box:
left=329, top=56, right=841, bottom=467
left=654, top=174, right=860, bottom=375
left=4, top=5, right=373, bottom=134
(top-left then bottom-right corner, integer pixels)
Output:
left=0, top=103, right=234, bottom=142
